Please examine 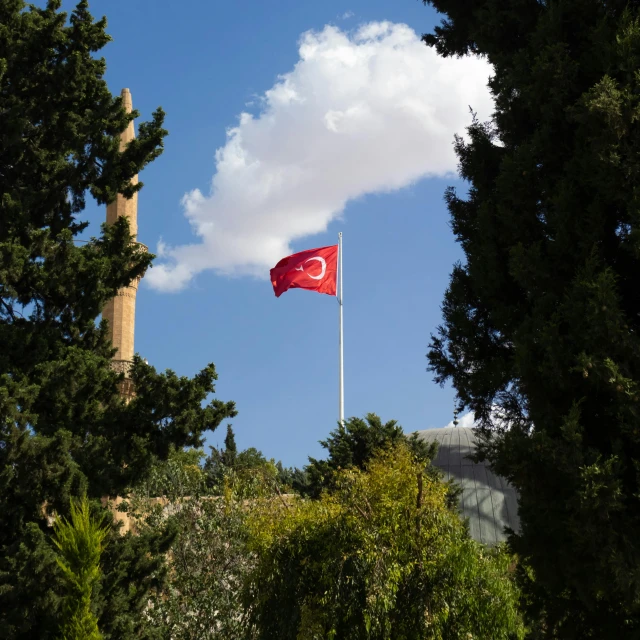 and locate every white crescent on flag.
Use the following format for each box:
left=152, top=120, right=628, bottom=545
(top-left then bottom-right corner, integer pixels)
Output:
left=269, top=244, right=337, bottom=298
left=304, top=256, right=327, bottom=280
